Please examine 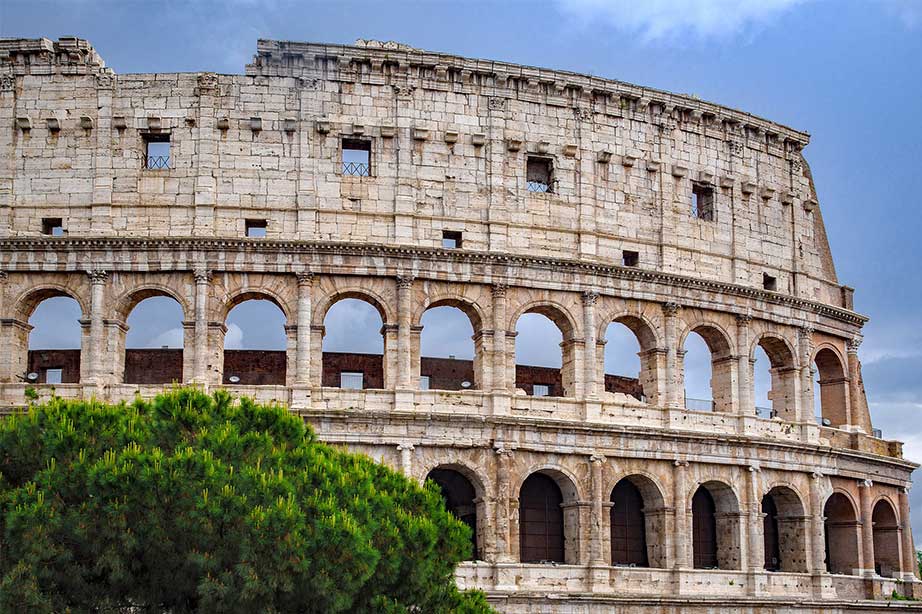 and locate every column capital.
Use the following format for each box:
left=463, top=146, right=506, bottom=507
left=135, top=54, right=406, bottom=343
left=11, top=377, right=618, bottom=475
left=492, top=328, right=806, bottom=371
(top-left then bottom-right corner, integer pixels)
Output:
left=86, top=269, right=108, bottom=284
left=396, top=443, right=415, bottom=452
left=811, top=471, right=825, bottom=481
left=494, top=445, right=514, bottom=458
left=747, top=465, right=761, bottom=473
left=296, top=271, right=315, bottom=286
left=0, top=271, right=8, bottom=283
left=847, top=335, right=863, bottom=354
left=491, top=283, right=508, bottom=298
left=581, top=290, right=599, bottom=306
left=798, top=325, right=815, bottom=339
left=662, top=301, right=681, bottom=316
left=673, top=459, right=689, bottom=468
left=736, top=312, right=753, bottom=325
left=396, top=275, right=415, bottom=290
left=858, top=478, right=873, bottom=488
left=193, top=267, right=211, bottom=284
left=589, top=453, right=606, bottom=464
